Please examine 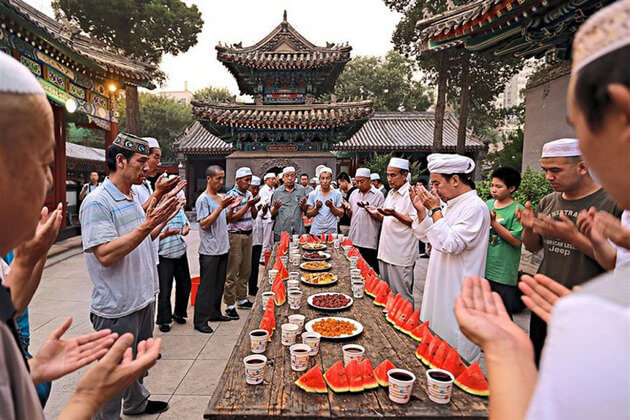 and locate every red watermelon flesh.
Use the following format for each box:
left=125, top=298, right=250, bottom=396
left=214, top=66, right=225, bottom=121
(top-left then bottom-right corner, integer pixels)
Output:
left=345, top=360, right=364, bottom=392
left=271, top=277, right=286, bottom=306
left=358, top=358, right=378, bottom=390
left=373, top=282, right=390, bottom=307
left=327, top=234, right=334, bottom=243
left=311, top=234, right=321, bottom=243
left=307, top=235, right=315, bottom=243
left=295, top=365, right=327, bottom=393
left=299, top=235, right=307, bottom=244
left=374, top=359, right=396, bottom=387
left=386, top=294, right=404, bottom=322
left=321, top=232, right=327, bottom=243
left=410, top=321, right=430, bottom=342
left=430, top=341, right=451, bottom=369
left=400, top=310, right=420, bottom=334
left=389, top=297, right=407, bottom=326
left=365, top=276, right=378, bottom=297
left=259, top=316, right=273, bottom=340
left=324, top=360, right=349, bottom=393
left=423, top=336, right=442, bottom=367
left=383, top=291, right=396, bottom=314
left=442, top=348, right=466, bottom=379
left=272, top=258, right=289, bottom=279
left=394, top=301, right=414, bottom=329
left=454, top=362, right=489, bottom=397
left=416, top=330, right=434, bottom=364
